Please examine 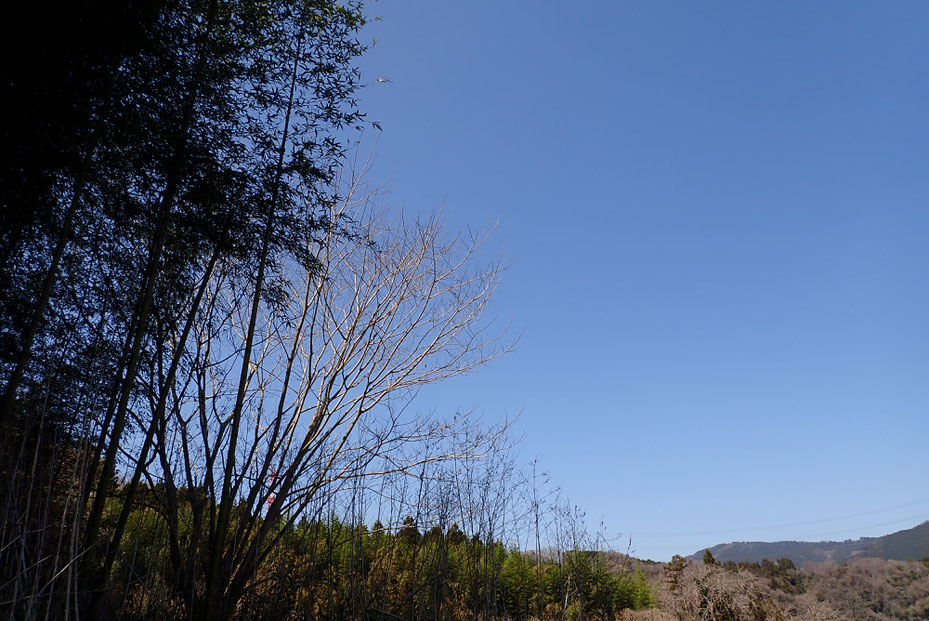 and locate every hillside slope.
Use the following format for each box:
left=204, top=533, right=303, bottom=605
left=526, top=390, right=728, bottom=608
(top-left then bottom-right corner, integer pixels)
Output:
left=688, top=521, right=929, bottom=565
